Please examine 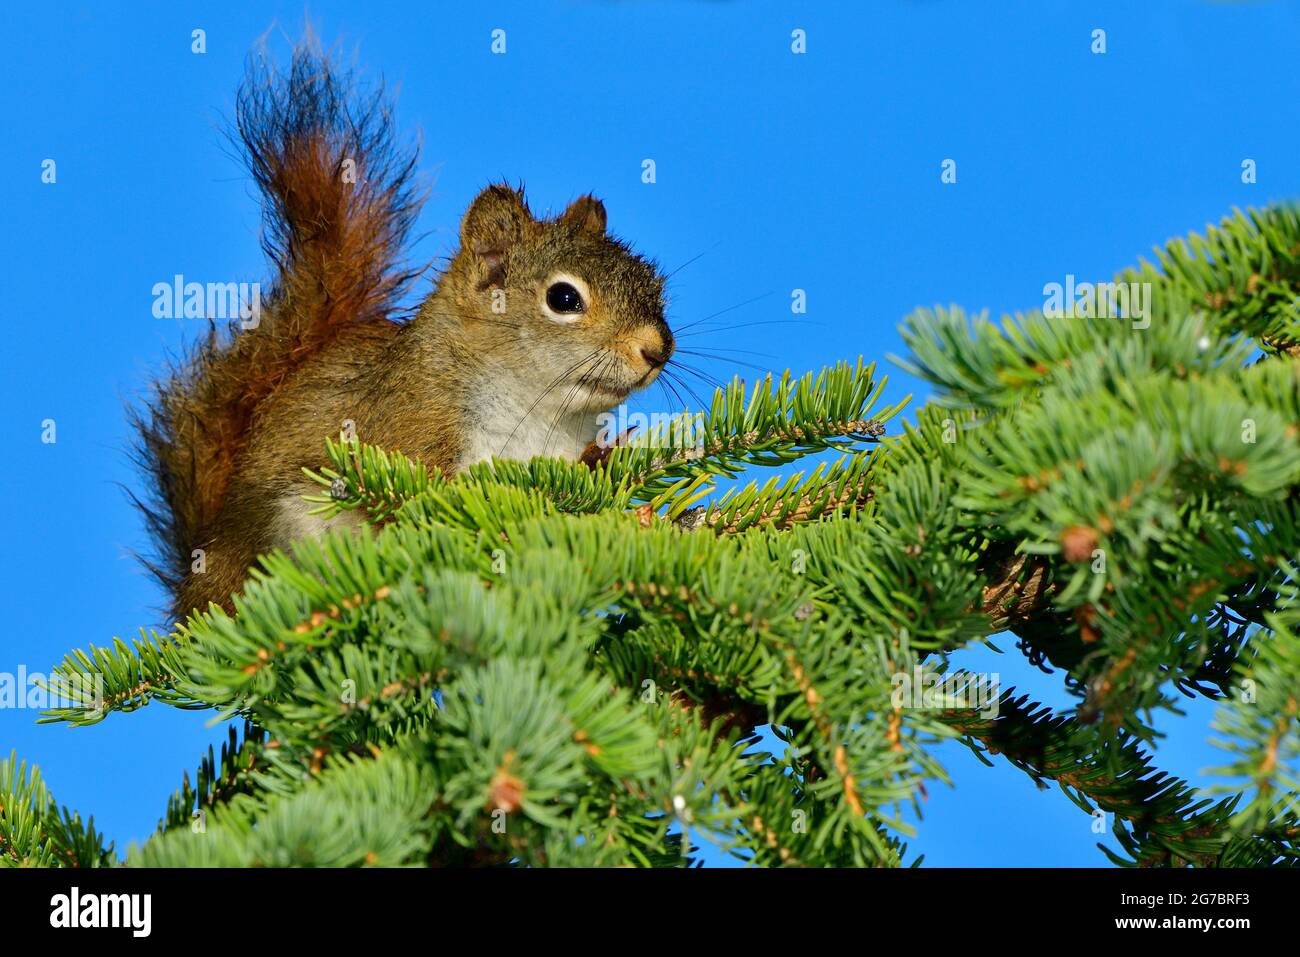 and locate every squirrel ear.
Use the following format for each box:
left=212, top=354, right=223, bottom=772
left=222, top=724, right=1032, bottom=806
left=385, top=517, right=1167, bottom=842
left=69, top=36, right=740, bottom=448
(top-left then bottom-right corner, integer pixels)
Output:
left=559, top=194, right=607, bottom=235
left=460, top=185, right=534, bottom=282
